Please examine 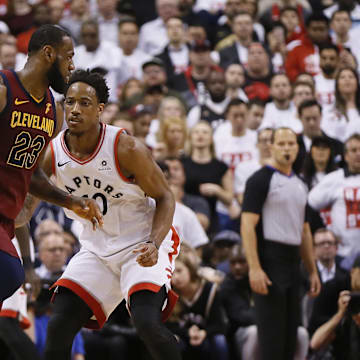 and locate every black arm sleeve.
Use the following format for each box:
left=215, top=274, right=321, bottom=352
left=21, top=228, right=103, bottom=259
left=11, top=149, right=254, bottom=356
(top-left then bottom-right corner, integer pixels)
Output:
left=242, top=166, right=273, bottom=214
